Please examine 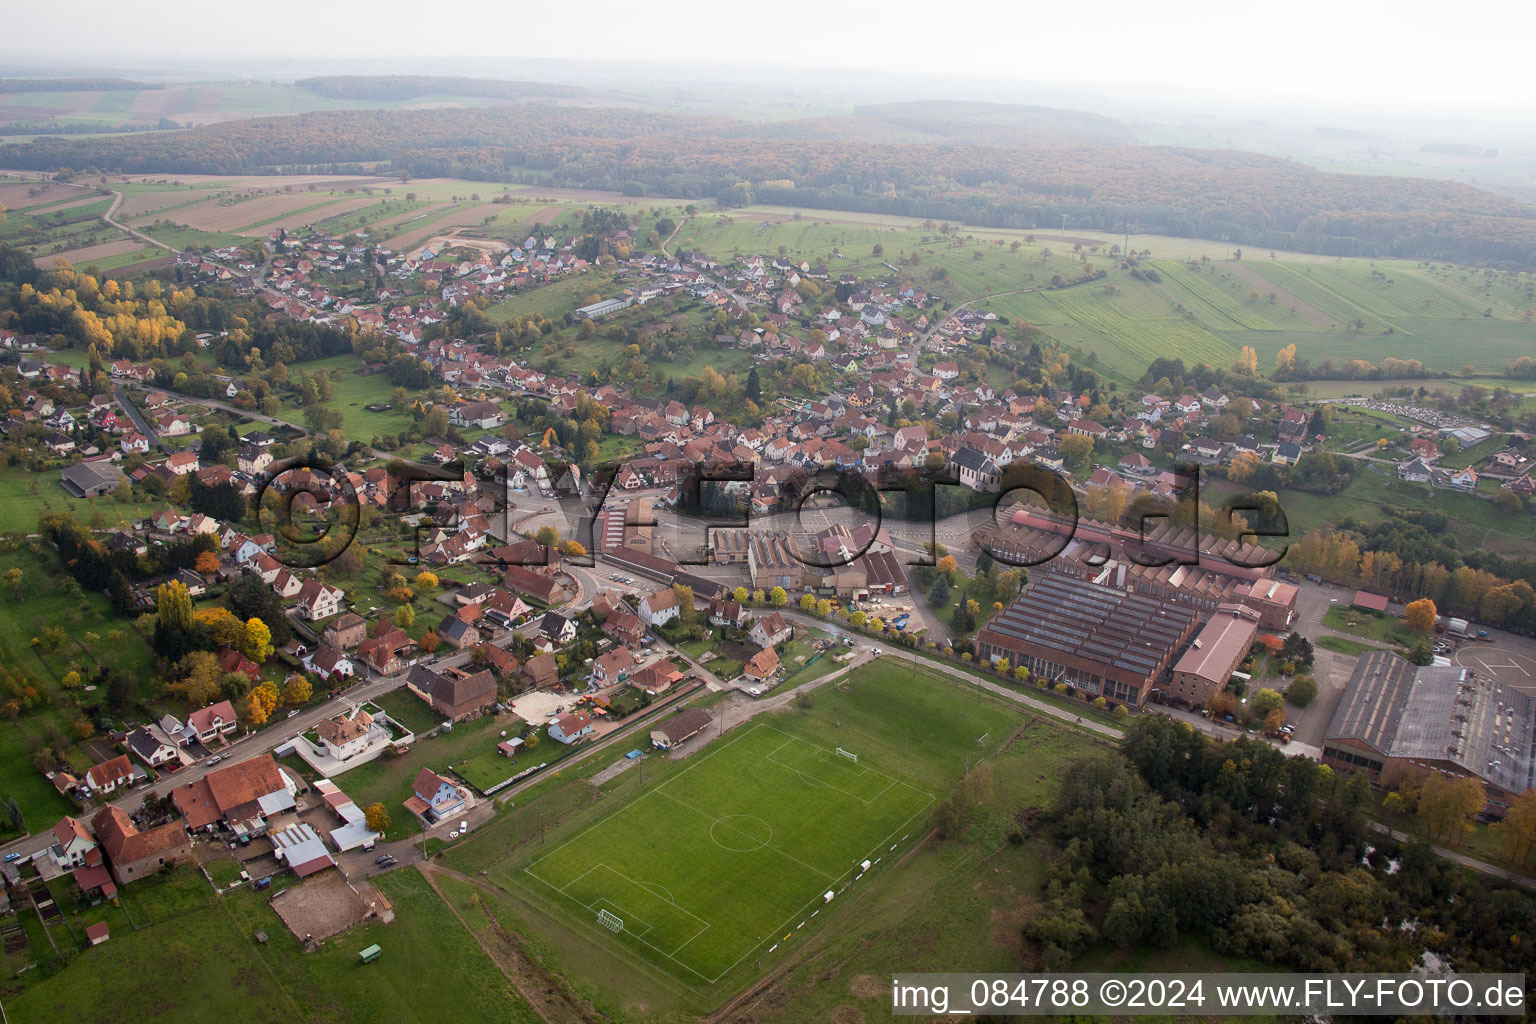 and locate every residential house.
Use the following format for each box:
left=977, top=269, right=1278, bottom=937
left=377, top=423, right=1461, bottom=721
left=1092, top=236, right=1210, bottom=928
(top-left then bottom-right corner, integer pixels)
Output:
left=48, top=817, right=97, bottom=871
left=316, top=709, right=378, bottom=762
left=295, top=579, right=344, bottom=621
left=437, top=615, right=481, bottom=651
left=406, top=665, right=497, bottom=722
left=632, top=661, right=683, bottom=697
left=323, top=612, right=368, bottom=650
left=537, top=611, right=576, bottom=645
left=522, top=652, right=559, bottom=689
left=185, top=699, right=239, bottom=745
left=748, top=612, right=793, bottom=649
left=404, top=768, right=466, bottom=823
left=85, top=755, right=138, bottom=798
left=1398, top=457, right=1434, bottom=484
left=591, top=647, right=636, bottom=686
left=124, top=726, right=179, bottom=769
left=741, top=647, right=781, bottom=682
left=638, top=589, right=681, bottom=628
left=708, top=597, right=747, bottom=628
left=91, top=805, right=193, bottom=884
left=548, top=712, right=595, bottom=745
left=301, top=645, right=354, bottom=682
